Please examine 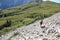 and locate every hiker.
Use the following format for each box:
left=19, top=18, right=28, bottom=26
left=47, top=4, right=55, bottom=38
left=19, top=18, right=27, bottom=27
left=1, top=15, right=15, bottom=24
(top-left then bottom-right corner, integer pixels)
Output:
left=40, top=20, right=45, bottom=28
left=40, top=20, right=43, bottom=25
